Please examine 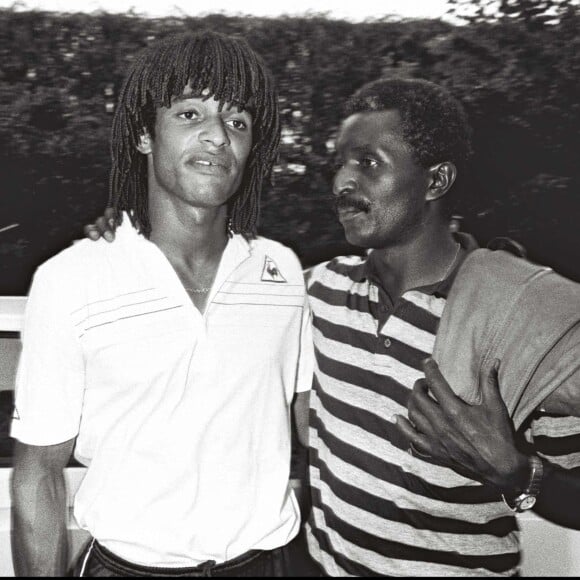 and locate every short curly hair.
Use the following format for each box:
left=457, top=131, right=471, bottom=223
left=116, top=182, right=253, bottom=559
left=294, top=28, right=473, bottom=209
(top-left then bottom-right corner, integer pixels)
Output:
left=344, top=78, right=472, bottom=173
